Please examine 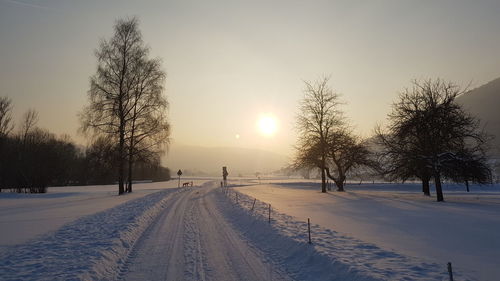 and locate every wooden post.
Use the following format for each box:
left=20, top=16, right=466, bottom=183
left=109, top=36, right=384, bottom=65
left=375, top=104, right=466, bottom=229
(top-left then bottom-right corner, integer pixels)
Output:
left=251, top=198, right=256, bottom=211
left=447, top=262, right=454, bottom=281
left=268, top=204, right=271, bottom=223
left=308, top=218, right=312, bottom=244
